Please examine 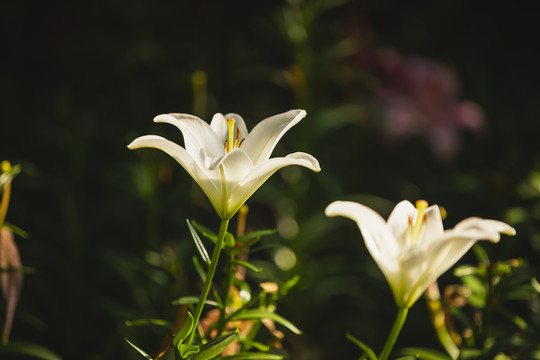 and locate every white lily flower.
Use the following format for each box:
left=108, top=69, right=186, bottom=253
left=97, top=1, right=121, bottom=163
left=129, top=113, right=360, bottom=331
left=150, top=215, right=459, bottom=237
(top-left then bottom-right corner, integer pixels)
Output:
left=129, top=109, right=320, bottom=219
left=325, top=200, right=515, bottom=309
